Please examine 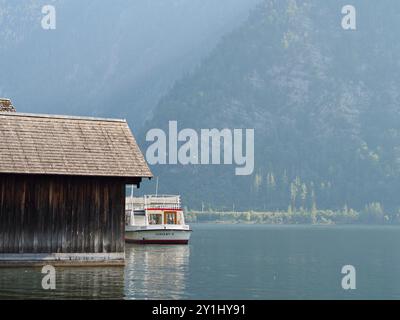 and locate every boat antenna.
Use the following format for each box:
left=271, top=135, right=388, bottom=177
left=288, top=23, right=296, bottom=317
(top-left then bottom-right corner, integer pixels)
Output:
left=155, top=177, right=159, bottom=196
